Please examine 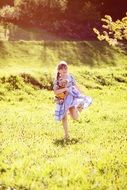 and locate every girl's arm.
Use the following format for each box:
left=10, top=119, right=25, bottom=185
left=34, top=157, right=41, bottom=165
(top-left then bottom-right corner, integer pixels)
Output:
left=54, top=86, right=68, bottom=95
